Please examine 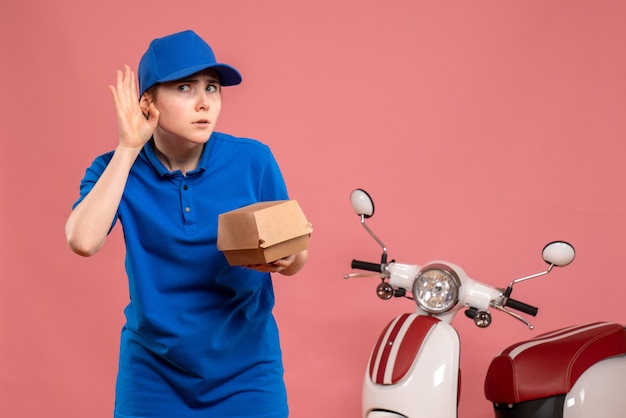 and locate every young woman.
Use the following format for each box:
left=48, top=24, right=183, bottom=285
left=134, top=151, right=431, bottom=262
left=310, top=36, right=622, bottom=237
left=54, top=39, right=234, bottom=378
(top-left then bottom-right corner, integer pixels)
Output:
left=66, top=30, right=307, bottom=418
